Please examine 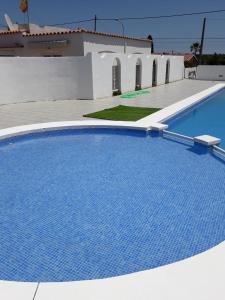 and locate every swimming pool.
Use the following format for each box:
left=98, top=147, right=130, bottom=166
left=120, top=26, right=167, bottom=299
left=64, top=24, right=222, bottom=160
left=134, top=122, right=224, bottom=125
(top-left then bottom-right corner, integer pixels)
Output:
left=0, top=128, right=224, bottom=282
left=166, top=88, right=225, bottom=148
